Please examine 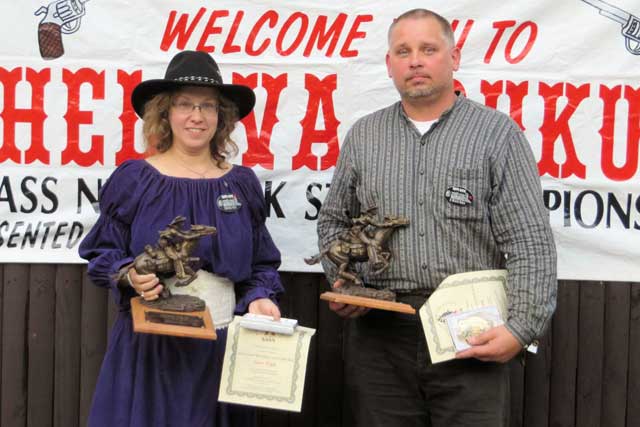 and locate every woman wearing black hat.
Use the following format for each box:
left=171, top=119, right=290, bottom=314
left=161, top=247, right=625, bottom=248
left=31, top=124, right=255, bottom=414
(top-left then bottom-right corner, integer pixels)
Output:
left=79, top=50, right=284, bottom=426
